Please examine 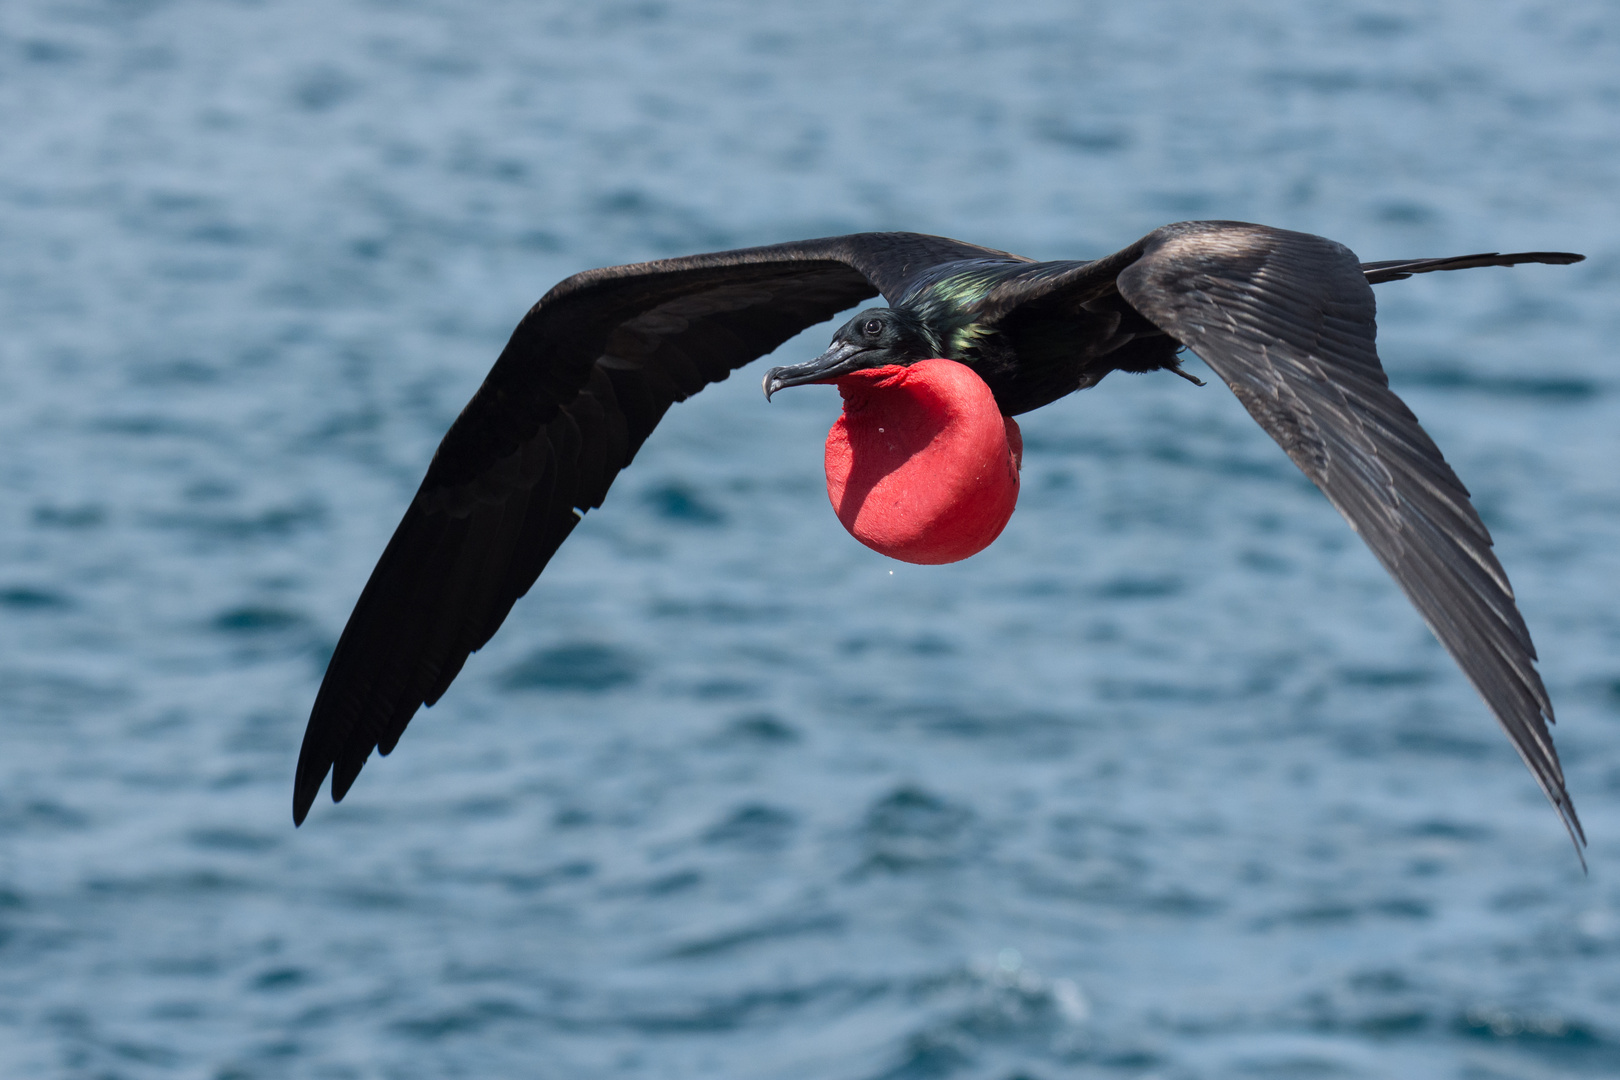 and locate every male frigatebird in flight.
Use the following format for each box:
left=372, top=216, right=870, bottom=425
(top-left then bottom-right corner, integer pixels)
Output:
left=292, top=220, right=1586, bottom=858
